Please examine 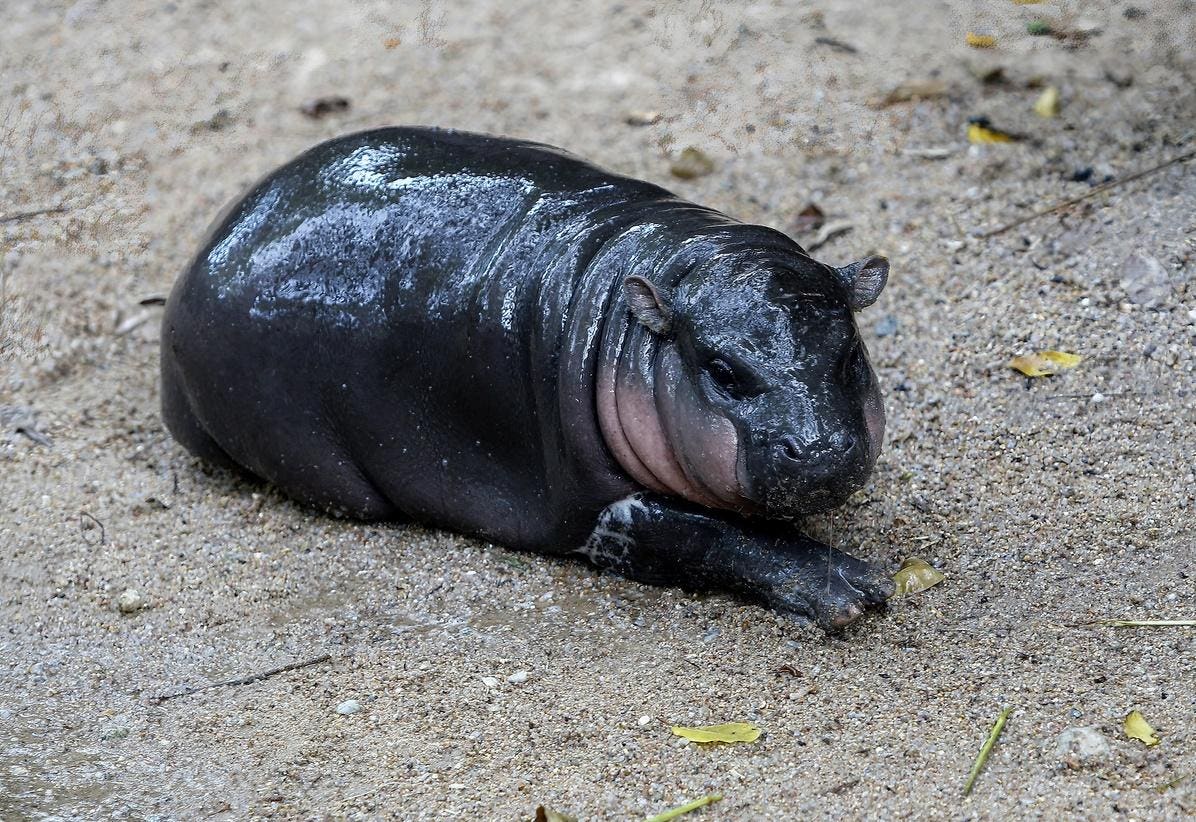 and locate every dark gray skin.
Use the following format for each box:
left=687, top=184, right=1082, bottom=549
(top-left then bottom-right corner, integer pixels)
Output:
left=161, top=127, right=894, bottom=630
